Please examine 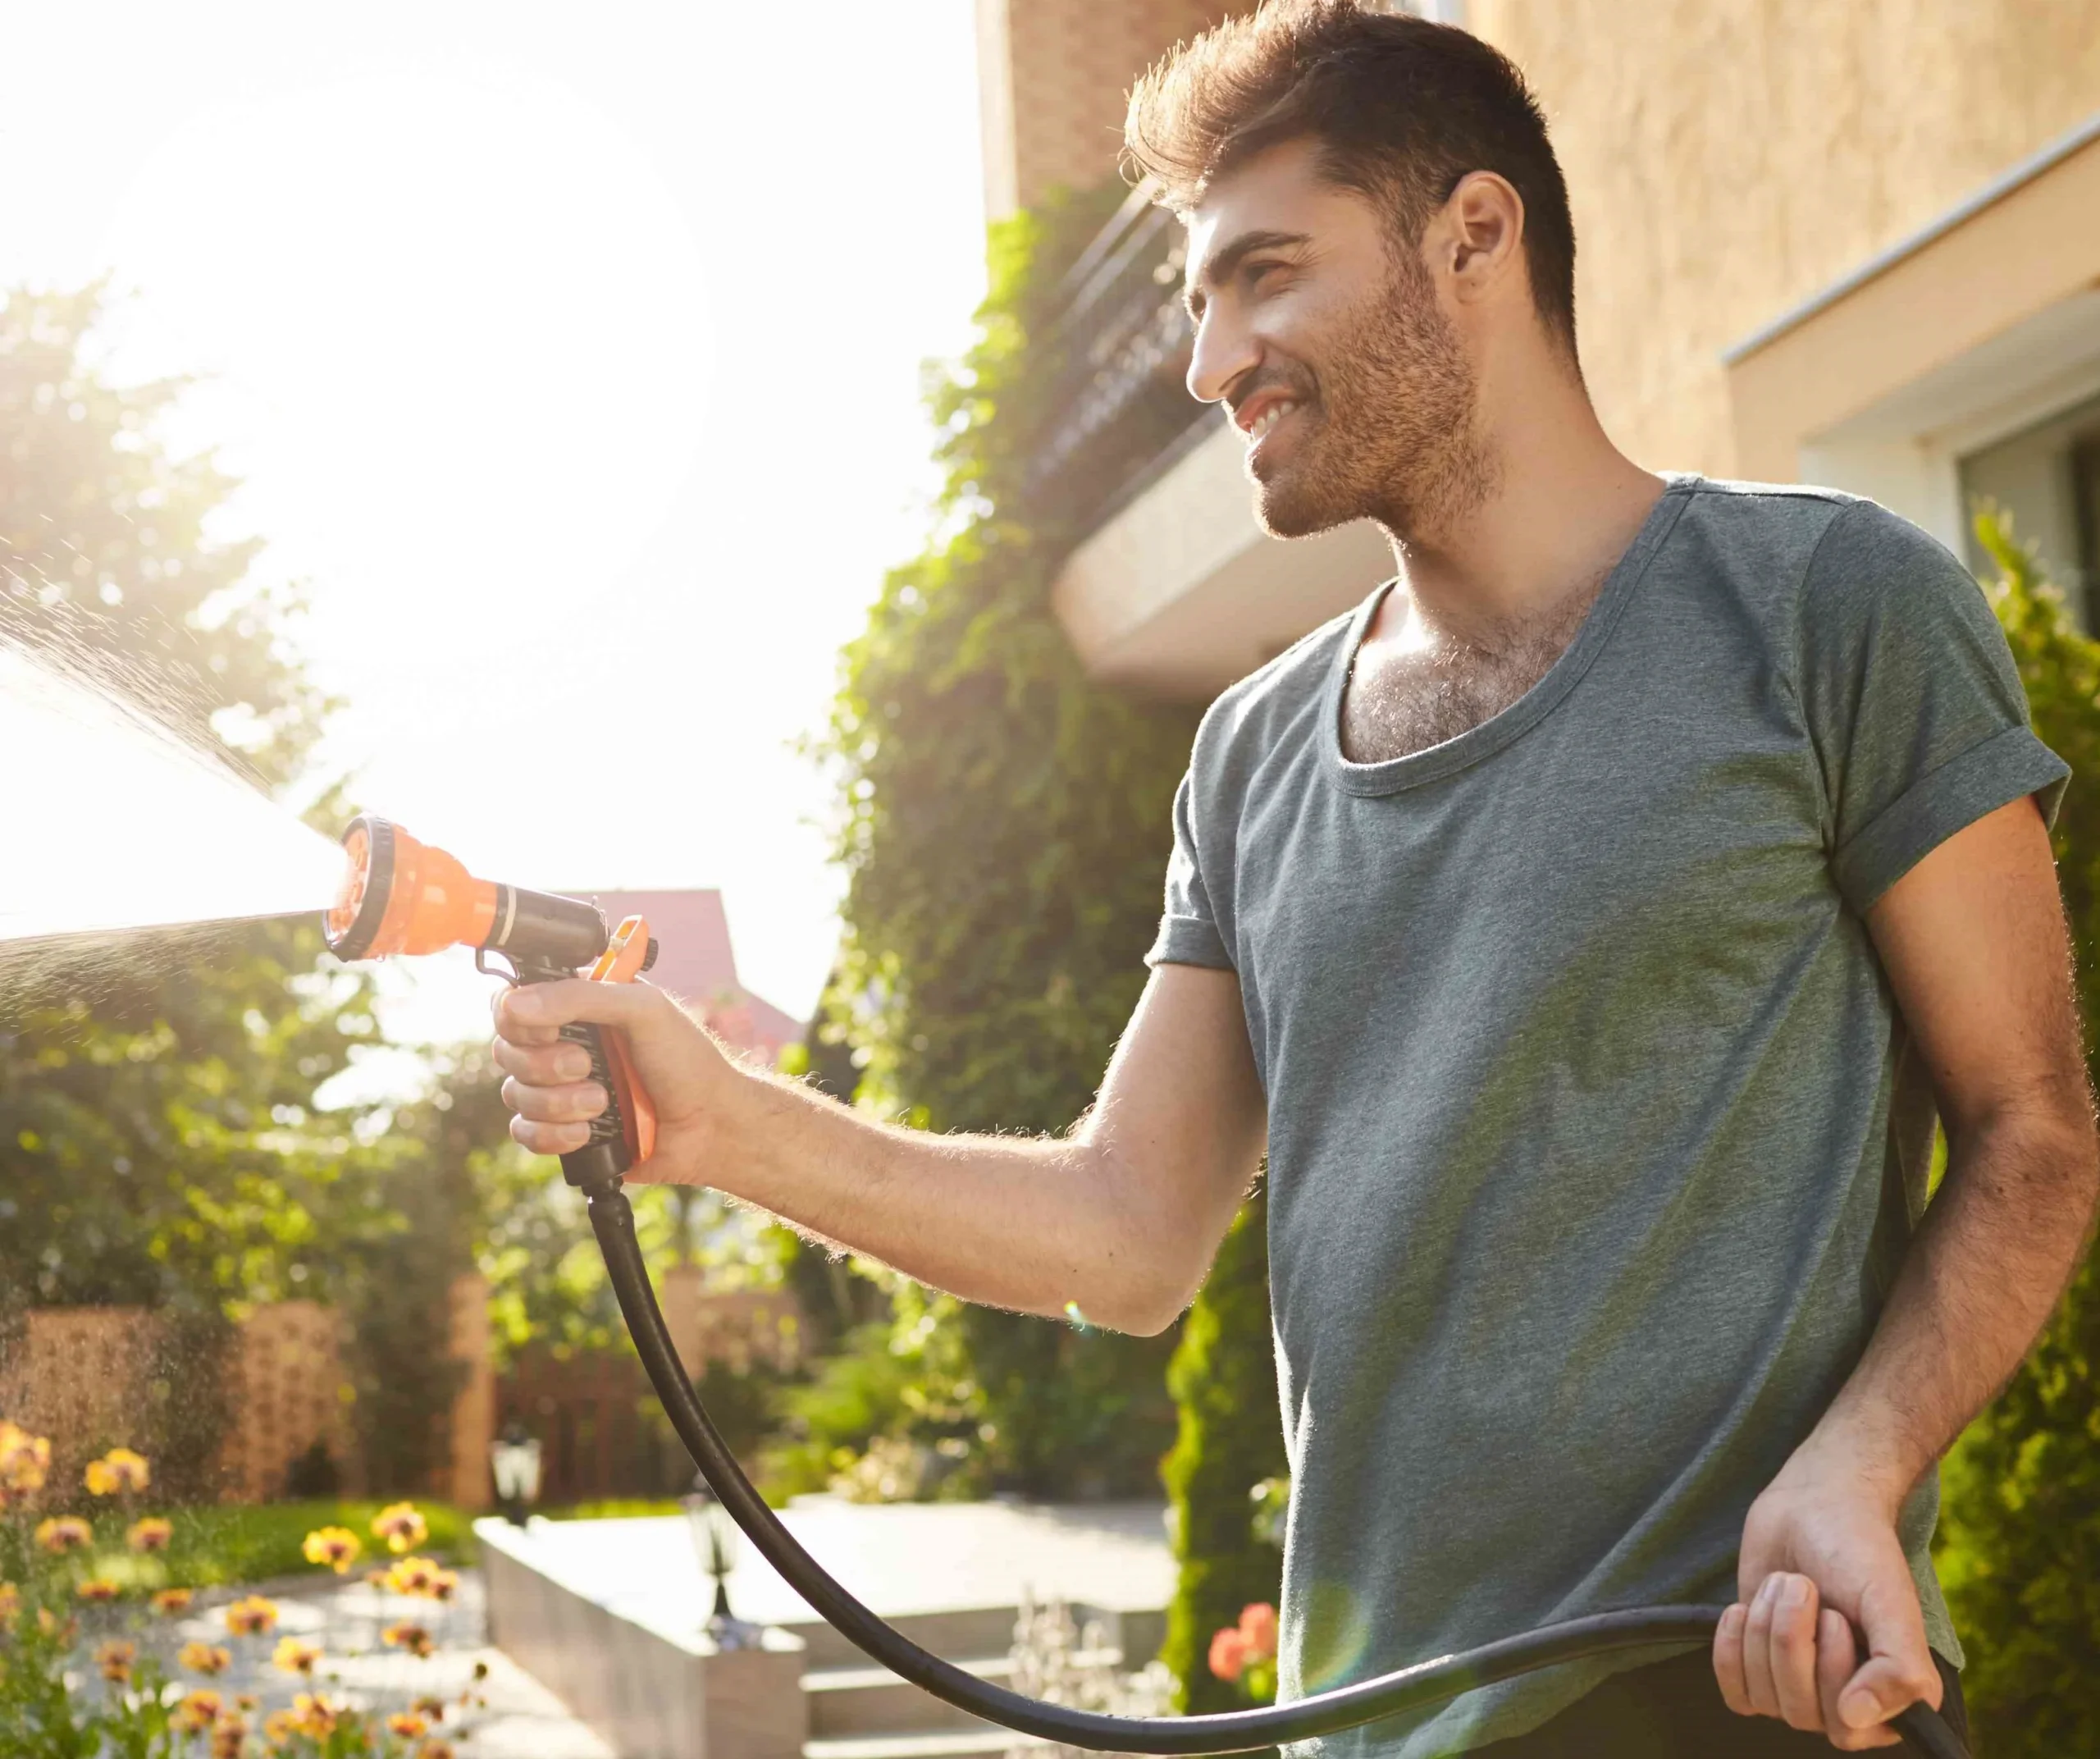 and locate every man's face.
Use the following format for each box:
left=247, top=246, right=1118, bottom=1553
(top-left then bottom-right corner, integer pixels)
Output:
left=1182, top=139, right=1485, bottom=540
